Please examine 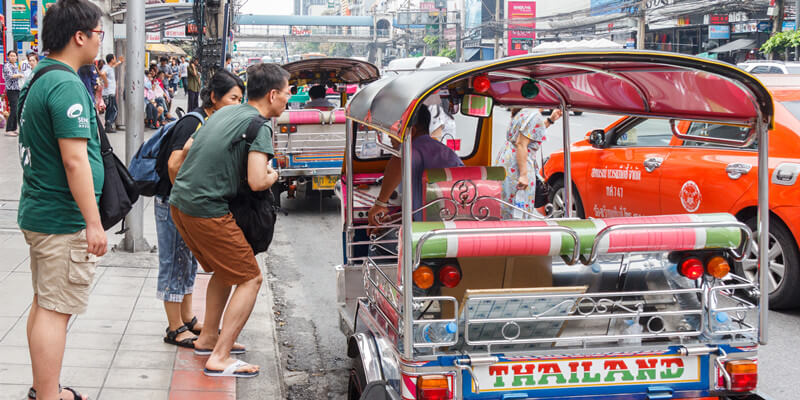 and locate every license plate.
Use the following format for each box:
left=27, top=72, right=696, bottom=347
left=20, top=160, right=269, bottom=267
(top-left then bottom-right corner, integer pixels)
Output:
left=471, top=354, right=701, bottom=393
left=312, top=175, right=337, bottom=190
